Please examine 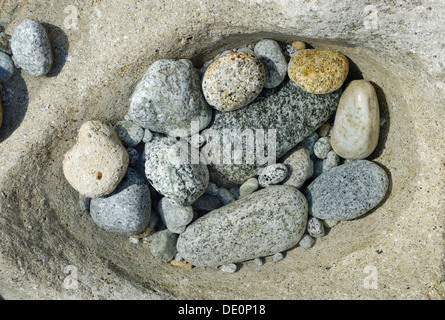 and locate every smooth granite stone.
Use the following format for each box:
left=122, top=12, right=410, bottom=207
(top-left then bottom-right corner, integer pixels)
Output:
left=151, top=229, right=178, bottom=263
left=254, top=39, right=288, bottom=88
left=305, top=160, right=389, bottom=221
left=89, top=168, right=151, bottom=236
left=331, top=80, right=380, bottom=160
left=11, top=19, right=53, bottom=76
left=281, top=146, right=314, bottom=189
left=177, top=185, right=308, bottom=267
left=204, top=79, right=341, bottom=186
left=144, top=135, right=209, bottom=206
left=127, top=59, right=212, bottom=137
left=258, top=163, right=288, bottom=187
left=158, top=197, right=194, bottom=234
left=239, top=177, right=259, bottom=198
